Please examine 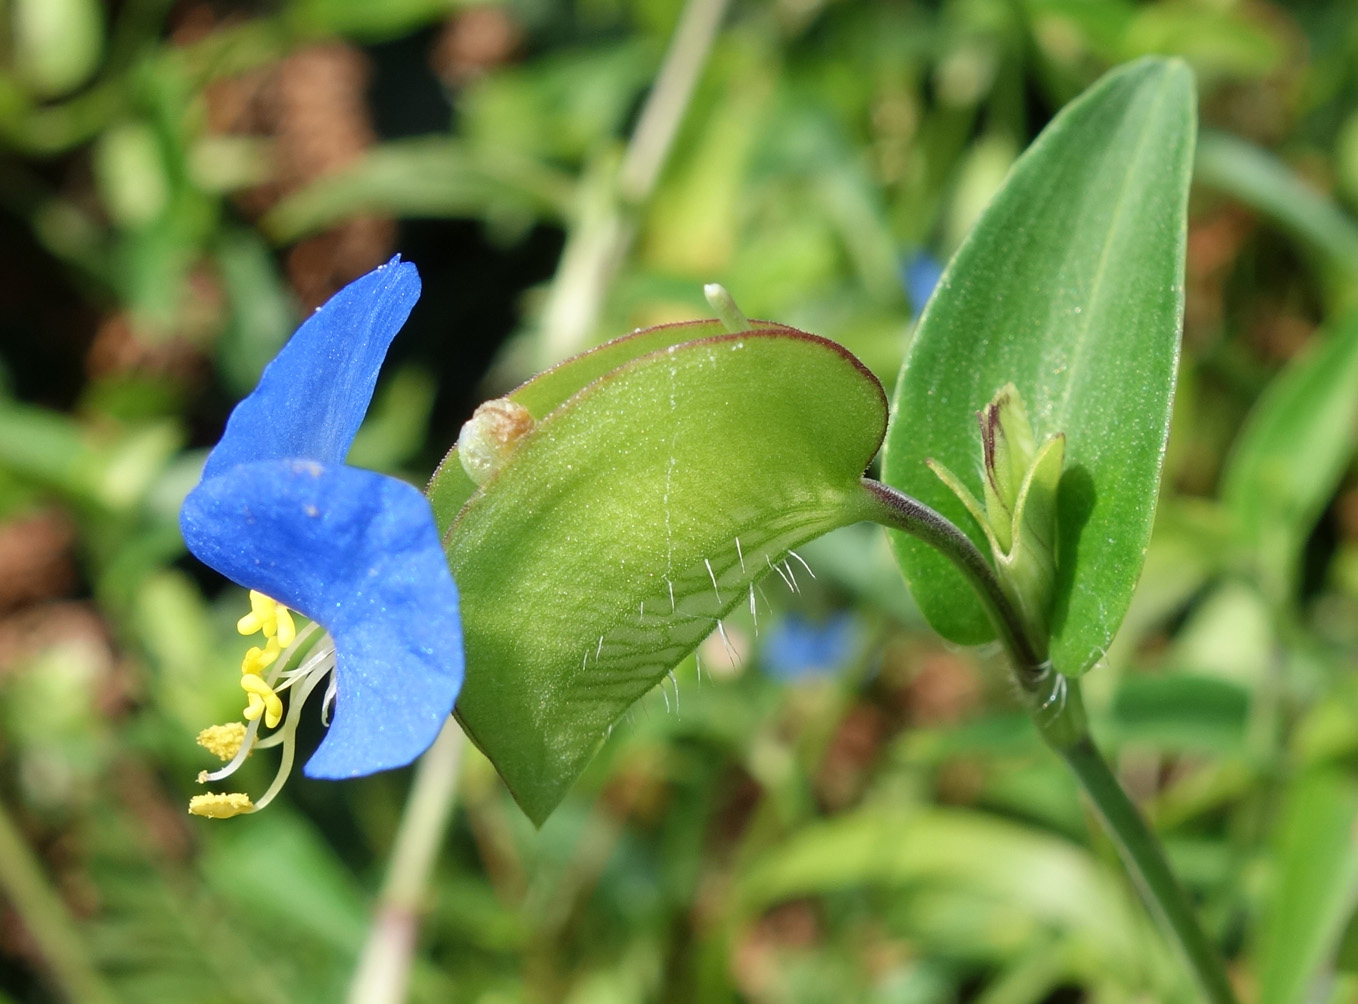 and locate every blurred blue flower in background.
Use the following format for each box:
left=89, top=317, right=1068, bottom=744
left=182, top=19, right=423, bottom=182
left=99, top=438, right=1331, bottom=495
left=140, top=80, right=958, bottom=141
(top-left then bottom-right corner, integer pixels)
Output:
left=902, top=251, right=944, bottom=321
left=760, top=612, right=856, bottom=681
left=180, top=257, right=463, bottom=816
